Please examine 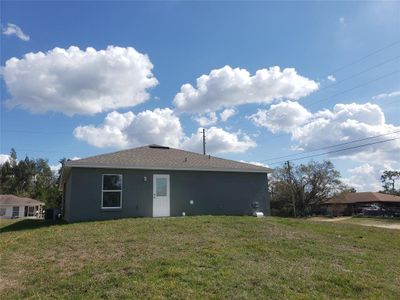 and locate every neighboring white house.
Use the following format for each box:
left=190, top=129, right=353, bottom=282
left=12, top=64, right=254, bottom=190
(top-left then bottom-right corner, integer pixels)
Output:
left=0, top=195, right=45, bottom=219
